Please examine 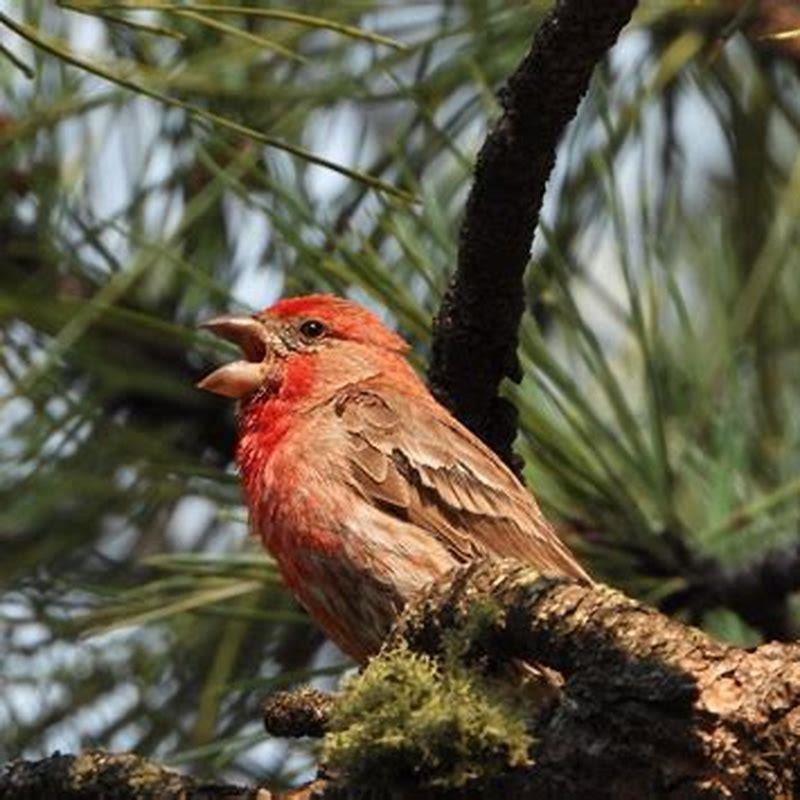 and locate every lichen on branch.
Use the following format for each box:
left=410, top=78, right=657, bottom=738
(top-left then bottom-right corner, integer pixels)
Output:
left=323, top=641, right=532, bottom=792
